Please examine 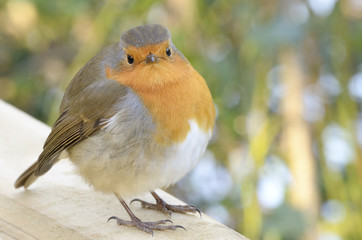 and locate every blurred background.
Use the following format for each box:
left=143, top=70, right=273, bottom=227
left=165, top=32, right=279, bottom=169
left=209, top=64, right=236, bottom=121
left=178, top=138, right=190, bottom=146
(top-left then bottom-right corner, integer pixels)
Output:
left=1, top=0, right=362, bottom=239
